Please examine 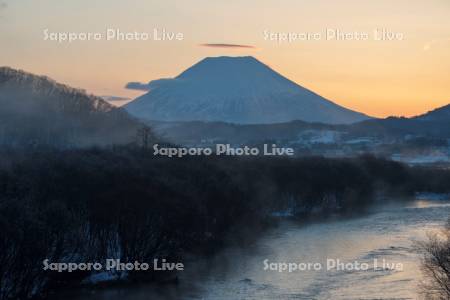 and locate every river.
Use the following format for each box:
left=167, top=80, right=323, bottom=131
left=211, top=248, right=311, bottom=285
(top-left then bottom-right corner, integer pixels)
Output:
left=63, top=198, right=450, bottom=300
